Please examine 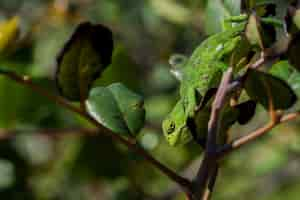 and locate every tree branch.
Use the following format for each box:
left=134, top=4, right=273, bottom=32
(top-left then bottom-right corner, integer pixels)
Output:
left=192, top=68, right=234, bottom=200
left=0, top=69, right=192, bottom=195
left=217, top=110, right=300, bottom=159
